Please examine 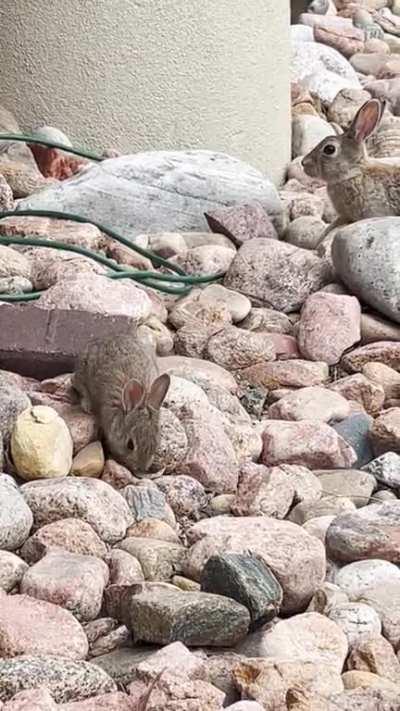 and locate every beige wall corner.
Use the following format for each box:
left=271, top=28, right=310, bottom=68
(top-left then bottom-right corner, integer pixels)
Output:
left=0, top=0, right=290, bottom=185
